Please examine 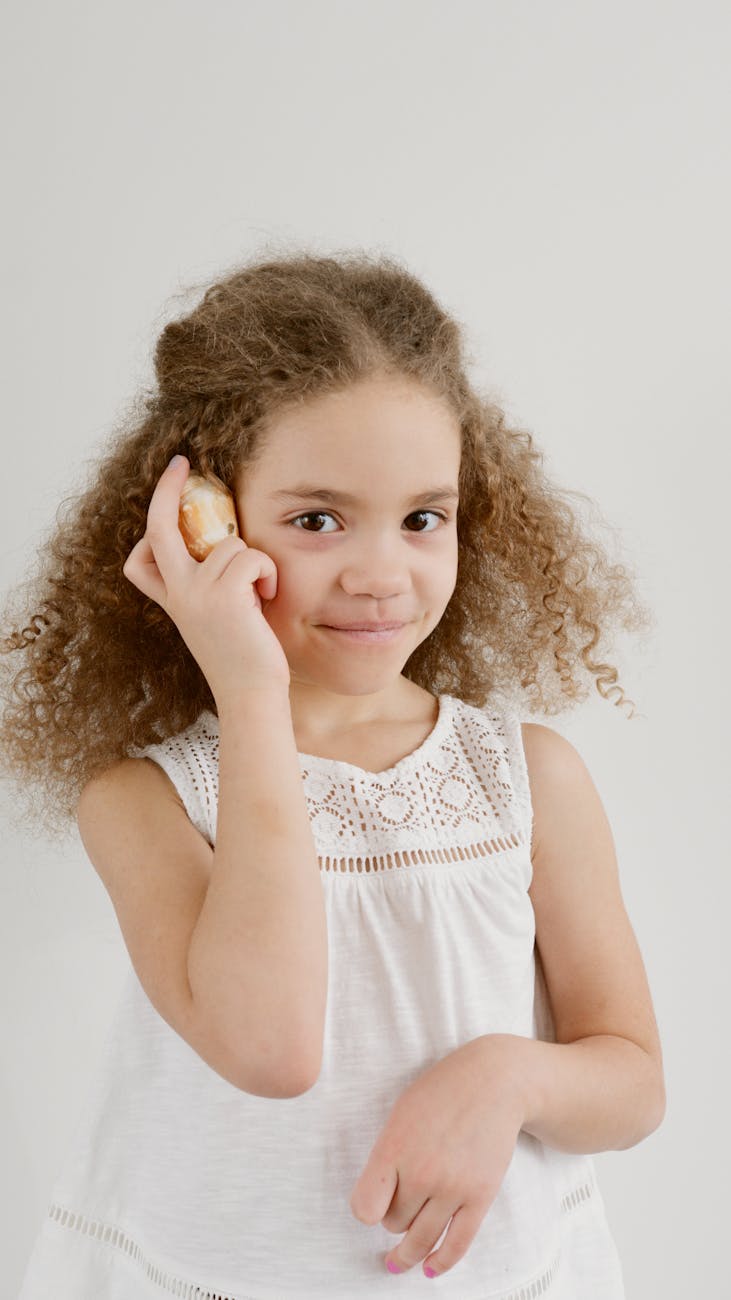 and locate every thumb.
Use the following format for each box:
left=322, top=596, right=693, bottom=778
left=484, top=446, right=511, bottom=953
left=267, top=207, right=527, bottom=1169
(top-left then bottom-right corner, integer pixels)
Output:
left=122, top=535, right=168, bottom=607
